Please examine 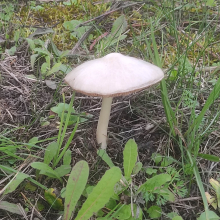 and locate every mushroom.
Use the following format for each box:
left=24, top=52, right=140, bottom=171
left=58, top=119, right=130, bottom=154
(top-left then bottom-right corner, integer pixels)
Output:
left=64, top=53, right=164, bottom=149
